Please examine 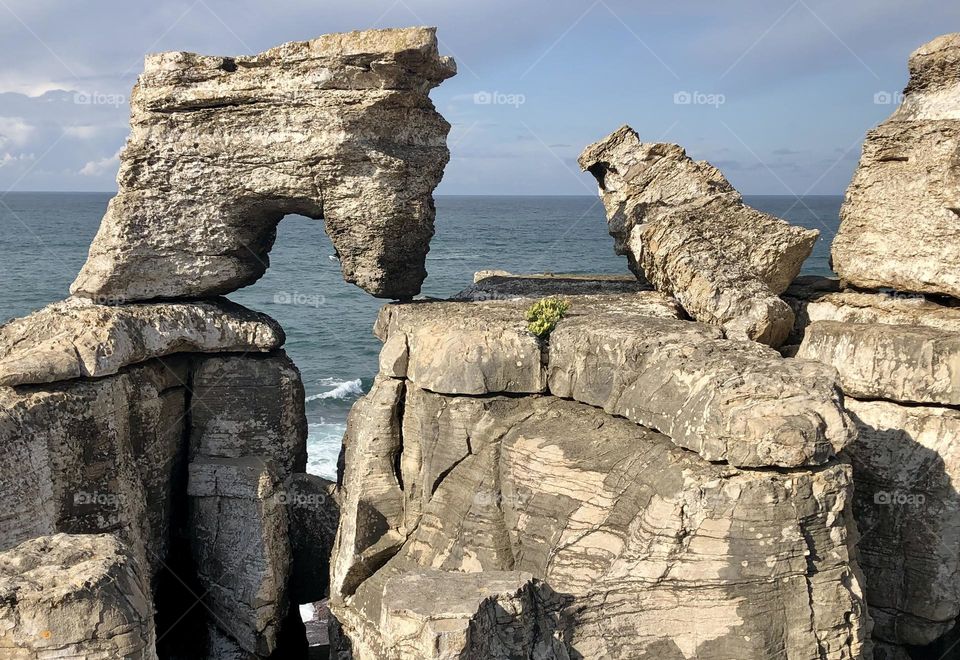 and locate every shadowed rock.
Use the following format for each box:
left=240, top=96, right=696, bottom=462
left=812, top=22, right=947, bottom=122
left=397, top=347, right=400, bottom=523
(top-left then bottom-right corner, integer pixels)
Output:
left=579, top=125, right=817, bottom=346
left=832, top=33, right=960, bottom=298
left=70, top=27, right=455, bottom=302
